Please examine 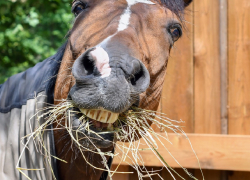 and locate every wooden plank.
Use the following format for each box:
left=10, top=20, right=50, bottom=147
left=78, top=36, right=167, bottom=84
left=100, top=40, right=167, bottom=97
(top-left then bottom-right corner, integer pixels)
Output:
left=193, top=0, right=221, bottom=134
left=228, top=1, right=250, bottom=179
left=113, top=133, right=250, bottom=171
left=228, top=0, right=250, bottom=135
left=161, top=5, right=194, bottom=133
left=228, top=171, right=250, bottom=180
